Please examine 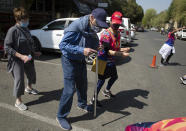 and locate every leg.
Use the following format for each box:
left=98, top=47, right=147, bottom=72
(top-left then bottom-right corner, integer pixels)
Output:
left=97, top=79, right=105, bottom=95
left=57, top=56, right=76, bottom=118
left=102, top=64, right=118, bottom=98
left=89, top=79, right=105, bottom=108
left=24, top=61, right=38, bottom=94
left=161, top=57, right=165, bottom=64
left=106, top=75, right=118, bottom=91
left=12, top=60, right=25, bottom=99
left=165, top=50, right=173, bottom=63
left=76, top=62, right=88, bottom=108
left=12, top=60, right=27, bottom=110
